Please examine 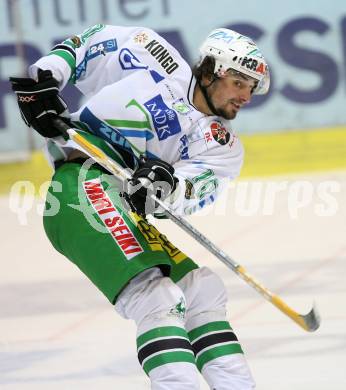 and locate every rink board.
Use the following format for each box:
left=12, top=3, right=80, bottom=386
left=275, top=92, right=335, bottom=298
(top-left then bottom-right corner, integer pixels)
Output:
left=0, top=126, right=346, bottom=195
